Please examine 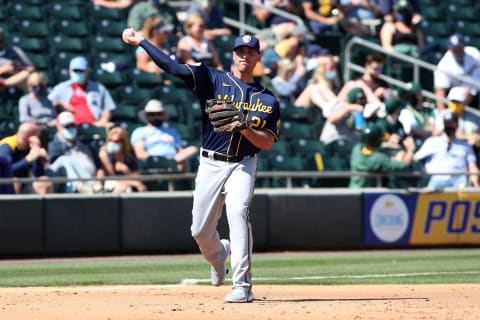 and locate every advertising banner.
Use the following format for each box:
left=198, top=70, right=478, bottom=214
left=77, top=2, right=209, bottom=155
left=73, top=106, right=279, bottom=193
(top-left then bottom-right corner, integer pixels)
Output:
left=364, top=192, right=480, bottom=245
